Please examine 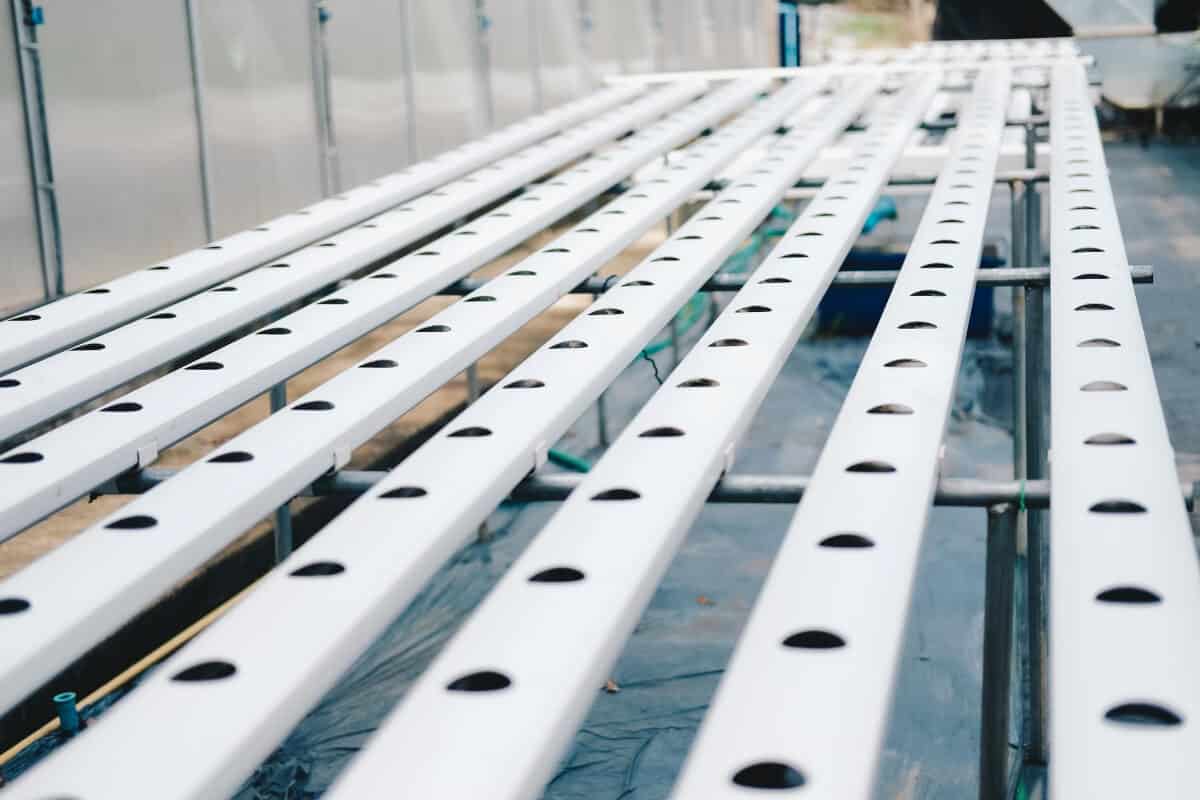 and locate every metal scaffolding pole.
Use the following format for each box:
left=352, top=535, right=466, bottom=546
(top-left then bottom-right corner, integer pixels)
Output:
left=1, top=45, right=1191, bottom=800
left=94, top=465, right=1200, bottom=511
left=441, top=264, right=1153, bottom=296
left=1022, top=120, right=1049, bottom=766
left=979, top=504, right=1018, bottom=800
